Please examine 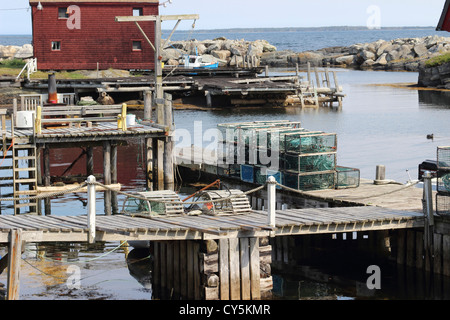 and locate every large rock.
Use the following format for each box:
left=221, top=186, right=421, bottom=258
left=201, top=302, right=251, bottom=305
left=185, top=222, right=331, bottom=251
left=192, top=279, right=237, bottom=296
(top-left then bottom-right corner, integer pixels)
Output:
left=413, top=44, right=429, bottom=57
left=162, top=48, right=185, bottom=62
left=14, top=44, right=33, bottom=59
left=212, top=50, right=231, bottom=61
left=290, top=51, right=324, bottom=67
left=0, top=45, right=21, bottom=59
left=335, top=55, right=355, bottom=65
